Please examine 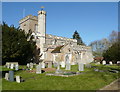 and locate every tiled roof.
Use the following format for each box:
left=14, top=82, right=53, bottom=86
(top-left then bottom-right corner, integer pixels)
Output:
left=51, top=45, right=64, bottom=53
